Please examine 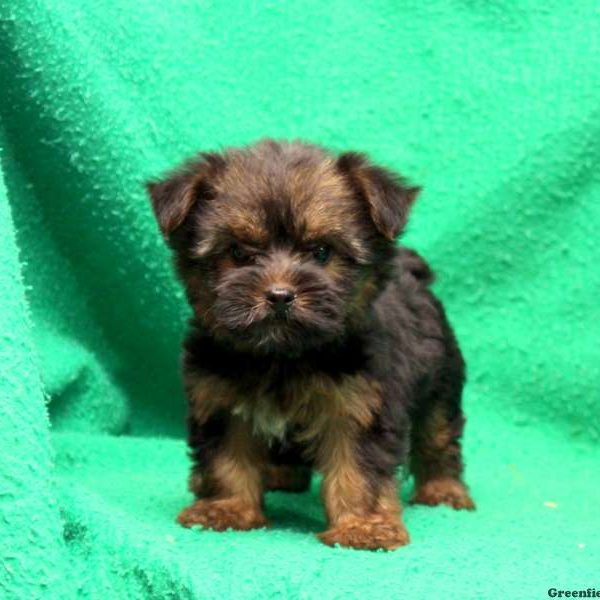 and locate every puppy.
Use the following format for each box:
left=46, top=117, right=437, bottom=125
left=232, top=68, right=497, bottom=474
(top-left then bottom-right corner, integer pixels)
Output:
left=147, top=139, right=474, bottom=551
